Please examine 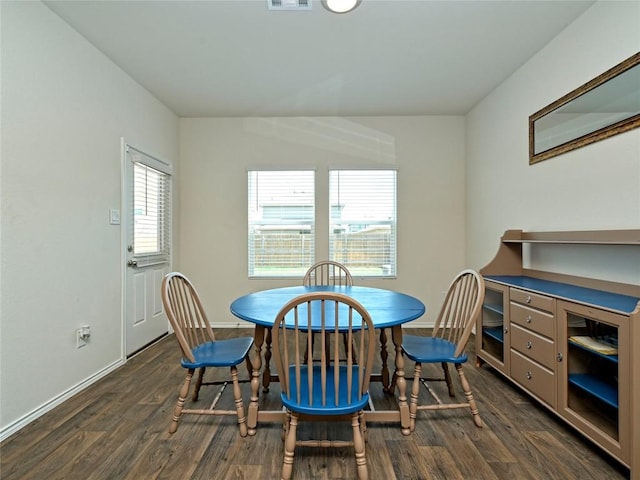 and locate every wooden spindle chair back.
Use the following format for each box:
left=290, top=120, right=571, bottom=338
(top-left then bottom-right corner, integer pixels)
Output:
left=401, top=269, right=486, bottom=431
left=271, top=292, right=376, bottom=480
left=432, top=269, right=484, bottom=358
left=161, top=272, right=253, bottom=436
left=303, top=260, right=353, bottom=287
left=163, top=272, right=216, bottom=363
left=302, top=261, right=355, bottom=363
